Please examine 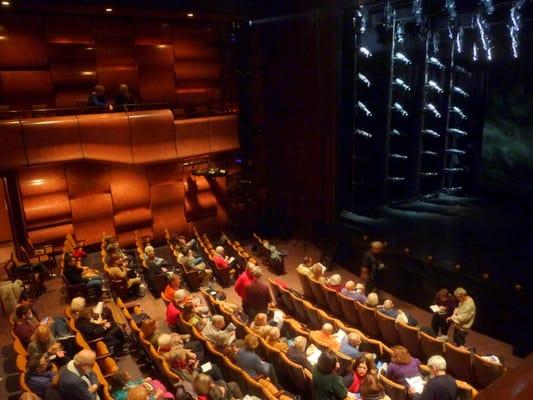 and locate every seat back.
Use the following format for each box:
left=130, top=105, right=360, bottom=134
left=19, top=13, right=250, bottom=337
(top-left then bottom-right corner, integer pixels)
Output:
left=278, top=285, right=297, bottom=316
left=472, top=353, right=505, bottom=389
left=356, top=301, right=381, bottom=339
left=308, top=278, right=328, bottom=309
left=456, top=379, right=478, bottom=400
left=322, top=285, right=343, bottom=317
left=292, top=294, right=309, bottom=324
left=297, top=270, right=314, bottom=301
left=397, top=321, right=421, bottom=358
left=280, top=352, right=313, bottom=398
left=304, top=302, right=324, bottom=330
left=337, top=292, right=362, bottom=328
left=376, top=311, right=400, bottom=346
left=445, top=342, right=472, bottom=383
left=380, top=374, right=407, bottom=400
left=419, top=331, right=444, bottom=361
left=268, top=278, right=282, bottom=307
